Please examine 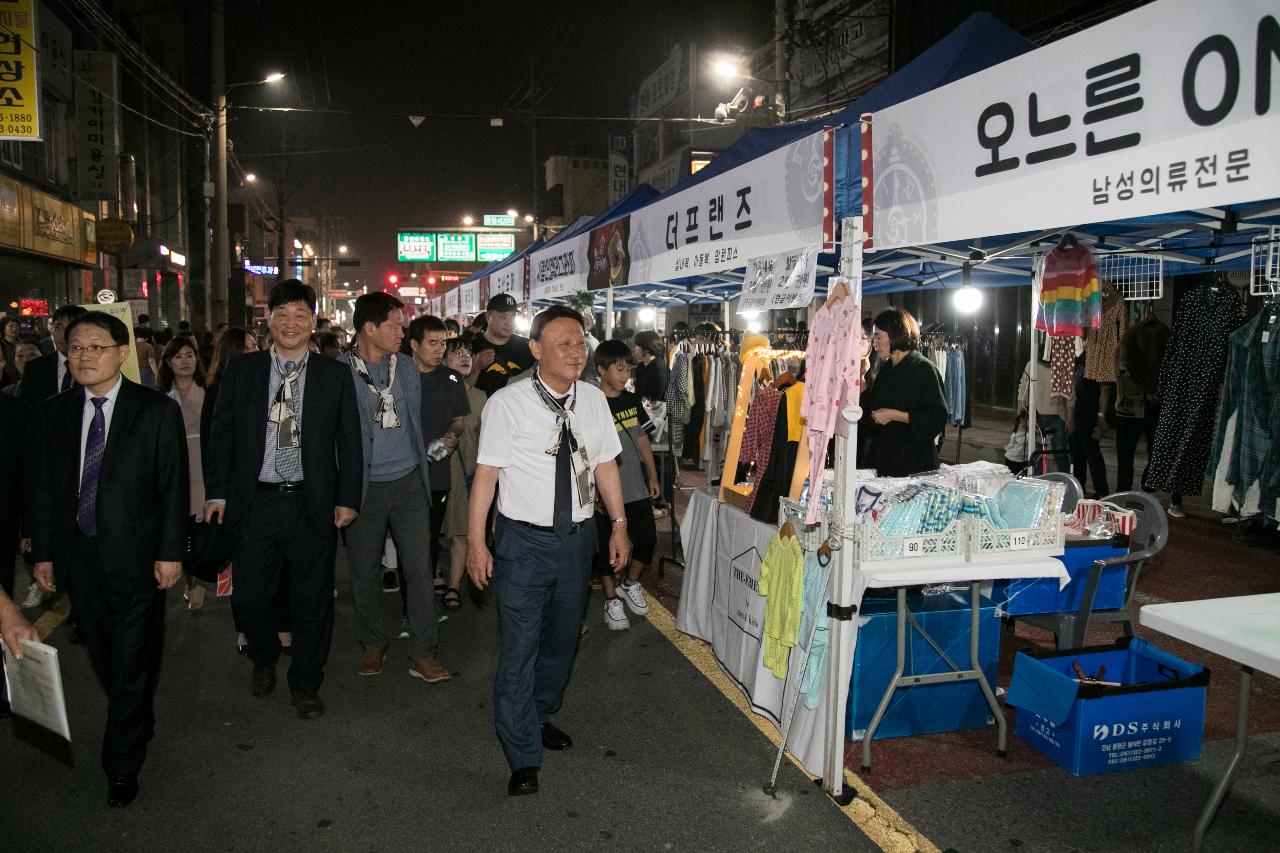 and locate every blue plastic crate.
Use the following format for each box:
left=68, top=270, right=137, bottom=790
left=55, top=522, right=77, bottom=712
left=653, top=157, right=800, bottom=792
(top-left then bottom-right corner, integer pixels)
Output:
left=994, top=544, right=1127, bottom=616
left=846, top=590, right=1001, bottom=741
left=1007, top=636, right=1209, bottom=776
